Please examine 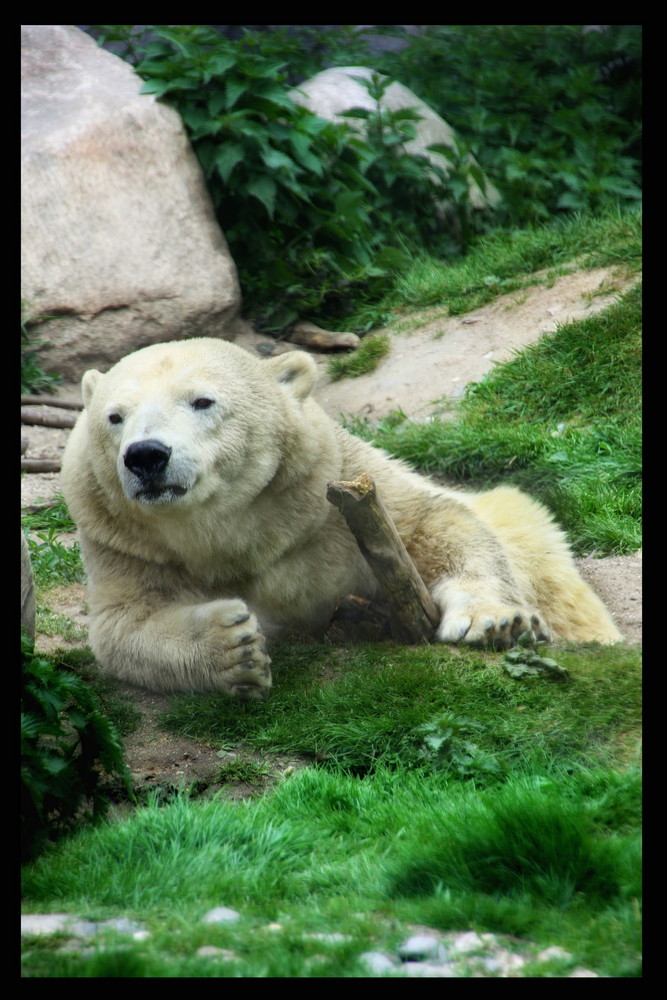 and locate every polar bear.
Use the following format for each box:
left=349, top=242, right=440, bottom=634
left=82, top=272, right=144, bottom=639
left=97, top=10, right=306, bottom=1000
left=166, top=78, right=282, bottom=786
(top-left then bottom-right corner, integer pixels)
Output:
left=60, top=338, right=622, bottom=699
